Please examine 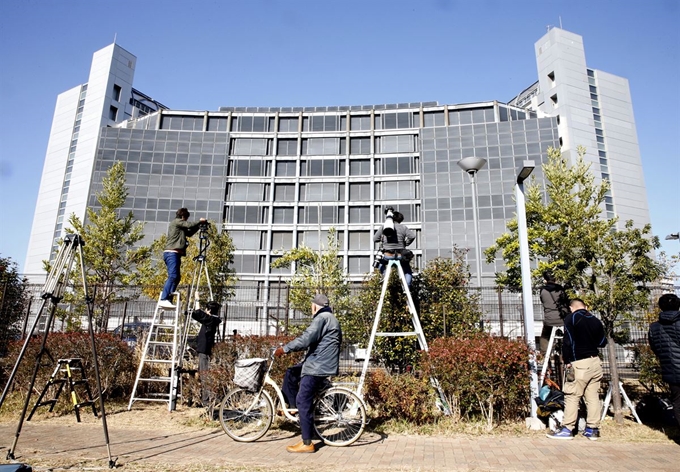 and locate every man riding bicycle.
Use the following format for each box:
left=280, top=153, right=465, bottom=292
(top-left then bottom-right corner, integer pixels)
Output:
left=275, top=293, right=342, bottom=453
